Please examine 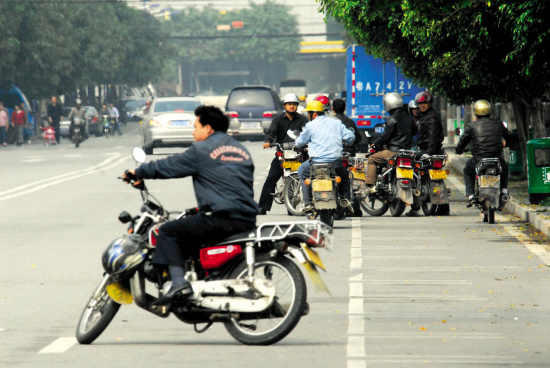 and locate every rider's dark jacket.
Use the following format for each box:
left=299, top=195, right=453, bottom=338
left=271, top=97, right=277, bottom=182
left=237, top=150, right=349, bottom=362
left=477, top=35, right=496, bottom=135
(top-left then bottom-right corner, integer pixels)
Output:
left=264, top=112, right=308, bottom=145
left=335, top=112, right=362, bottom=155
left=136, top=132, right=259, bottom=221
left=456, top=117, right=514, bottom=160
left=372, top=108, right=417, bottom=152
left=417, top=107, right=444, bottom=155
